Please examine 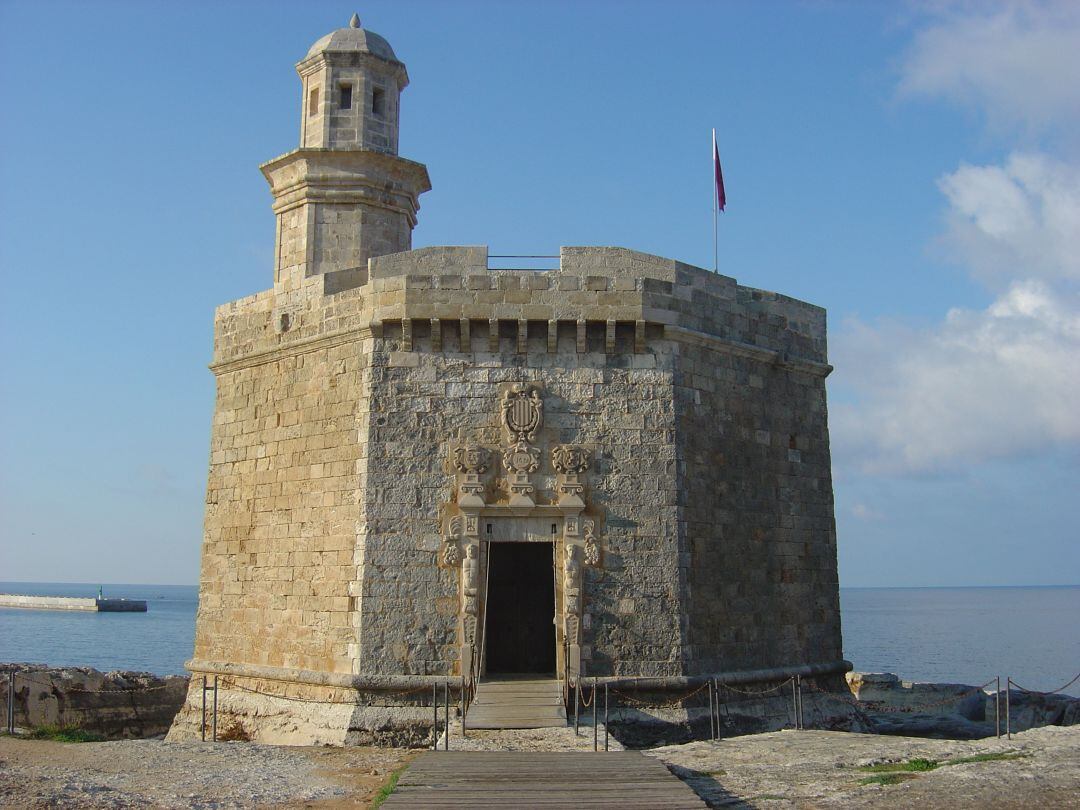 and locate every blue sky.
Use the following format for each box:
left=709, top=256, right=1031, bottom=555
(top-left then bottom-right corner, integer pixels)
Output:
left=1, top=1, right=1077, bottom=587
